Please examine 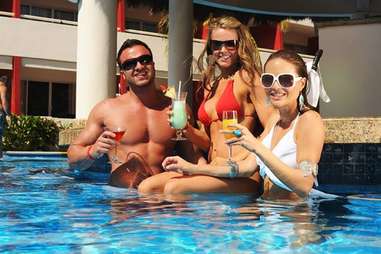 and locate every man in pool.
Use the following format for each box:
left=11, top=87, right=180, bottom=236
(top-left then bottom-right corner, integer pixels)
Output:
left=67, top=39, right=202, bottom=188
